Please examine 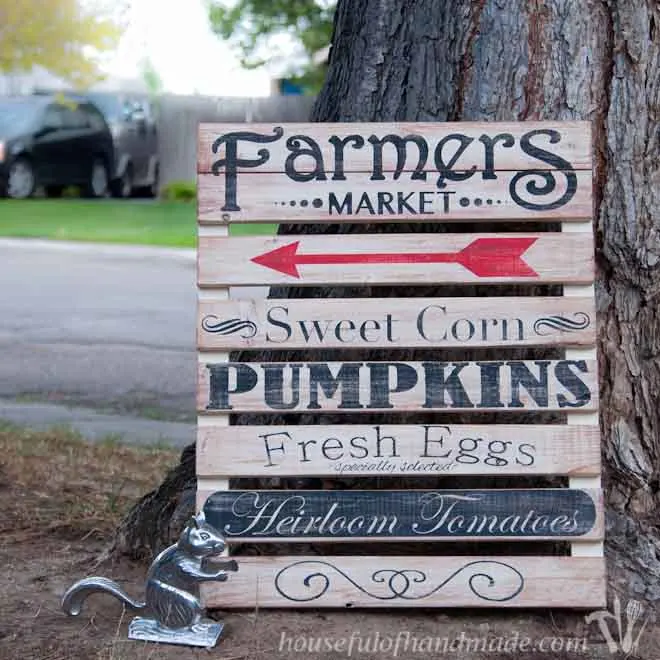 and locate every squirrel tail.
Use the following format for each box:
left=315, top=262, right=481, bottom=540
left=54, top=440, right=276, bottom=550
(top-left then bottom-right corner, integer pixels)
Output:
left=62, top=577, right=145, bottom=616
